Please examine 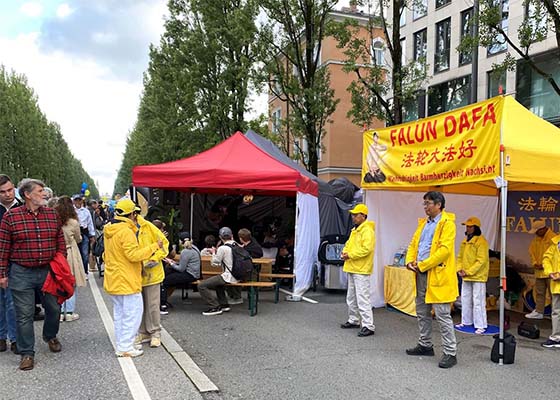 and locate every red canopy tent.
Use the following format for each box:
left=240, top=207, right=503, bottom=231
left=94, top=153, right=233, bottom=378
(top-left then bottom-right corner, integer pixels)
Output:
left=132, top=132, right=318, bottom=197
